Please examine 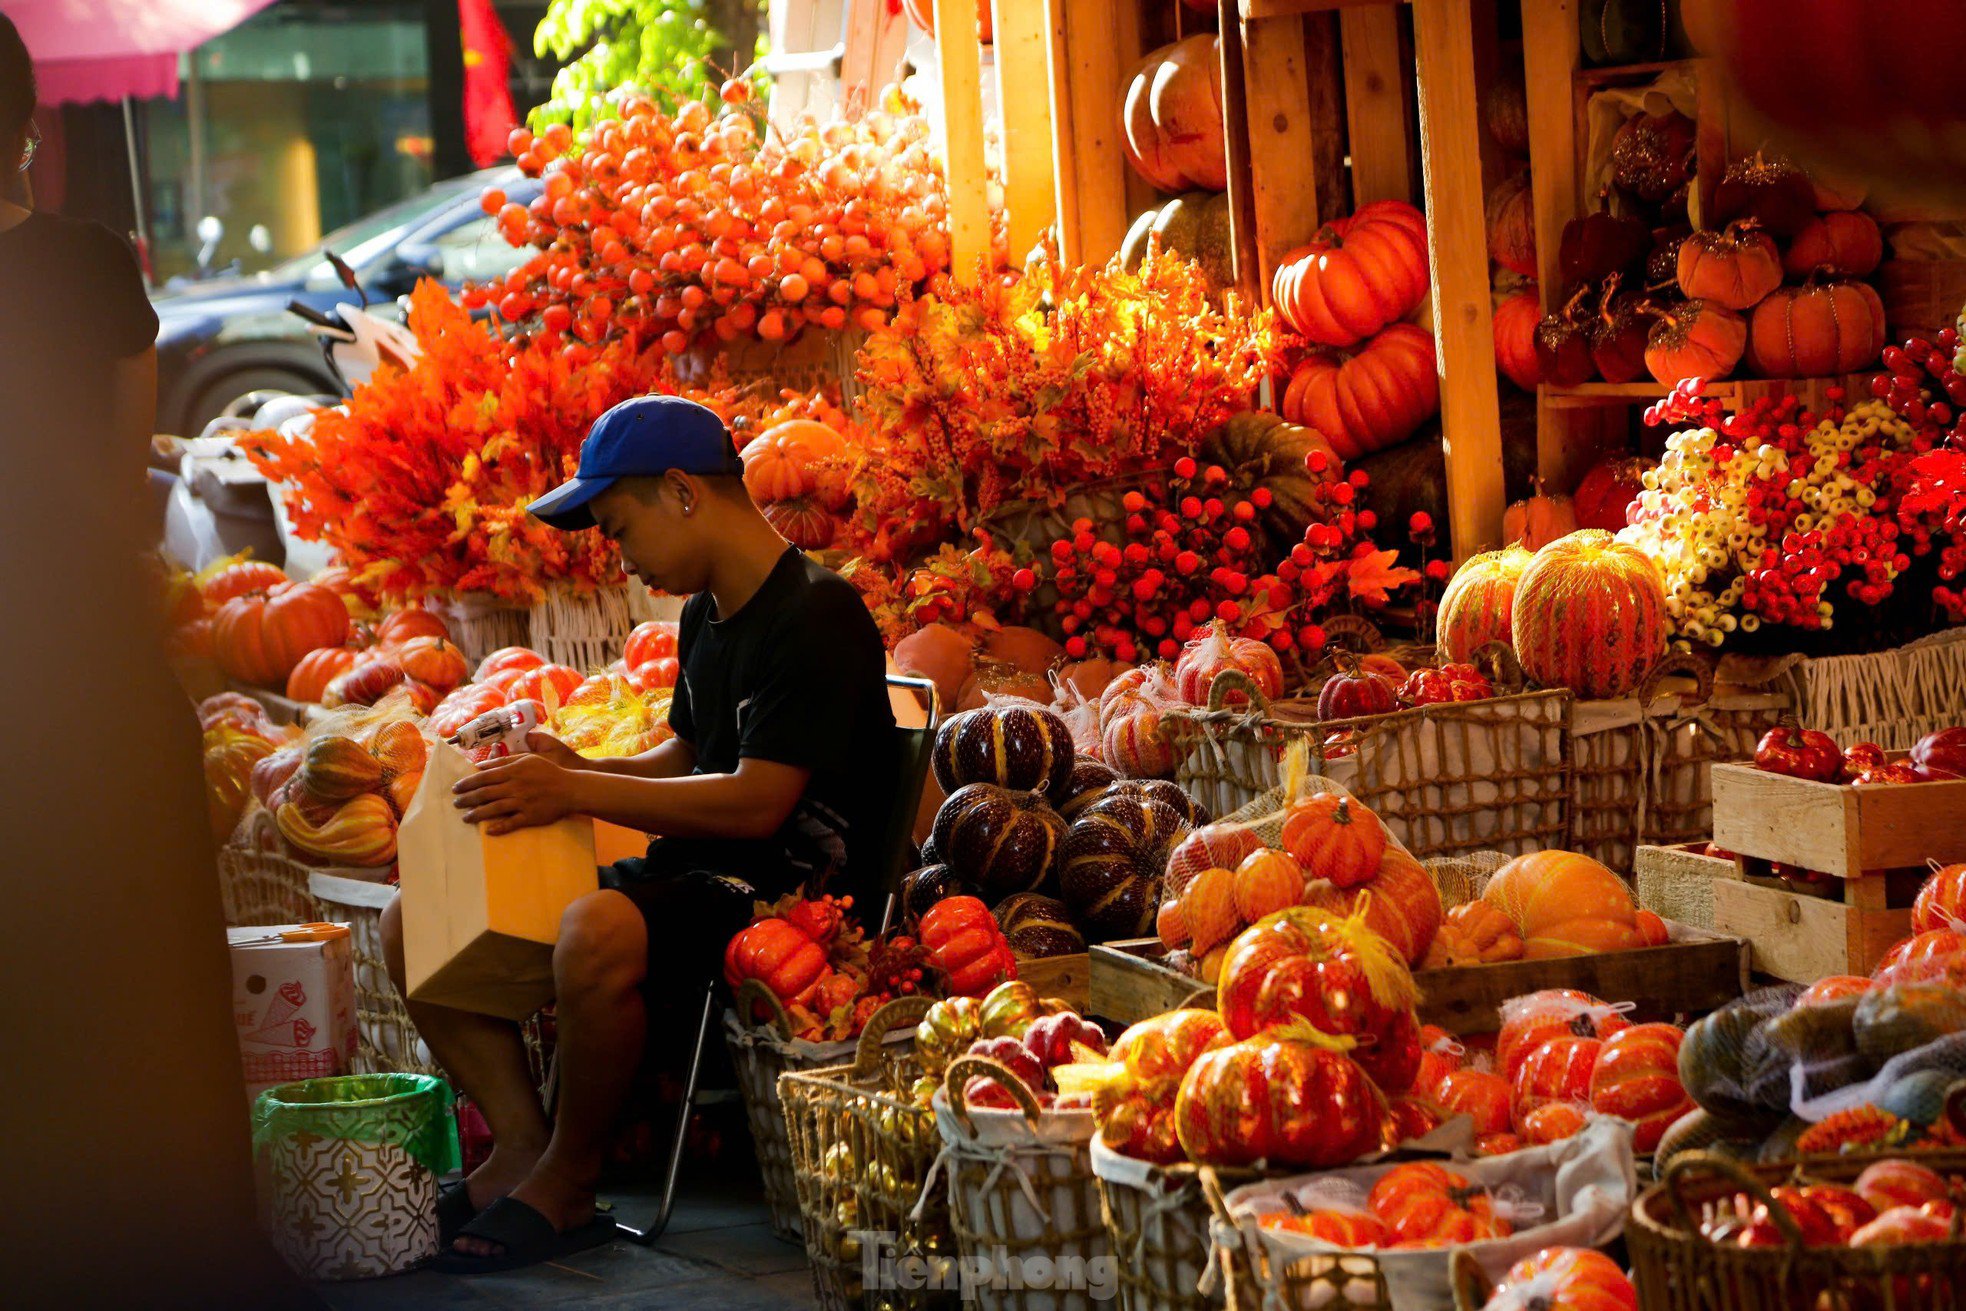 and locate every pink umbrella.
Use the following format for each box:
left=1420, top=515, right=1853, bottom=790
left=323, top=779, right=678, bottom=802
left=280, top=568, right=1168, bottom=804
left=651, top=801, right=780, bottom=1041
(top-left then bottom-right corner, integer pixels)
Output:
left=10, top=0, right=279, bottom=105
